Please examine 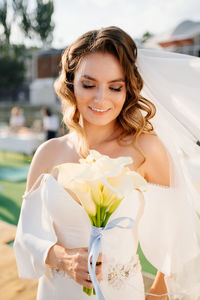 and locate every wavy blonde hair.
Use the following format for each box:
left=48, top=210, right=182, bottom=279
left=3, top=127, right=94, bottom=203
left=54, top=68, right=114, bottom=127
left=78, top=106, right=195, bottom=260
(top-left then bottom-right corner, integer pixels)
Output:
left=54, top=26, right=156, bottom=163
